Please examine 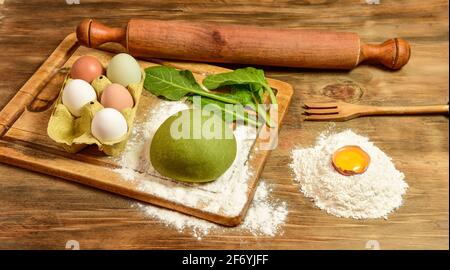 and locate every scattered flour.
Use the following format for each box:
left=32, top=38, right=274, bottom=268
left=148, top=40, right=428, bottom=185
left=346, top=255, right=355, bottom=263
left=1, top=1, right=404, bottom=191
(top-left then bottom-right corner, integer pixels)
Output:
left=290, top=129, right=408, bottom=219
left=365, top=0, right=380, bottom=4
left=241, top=182, right=288, bottom=236
left=135, top=180, right=288, bottom=240
left=113, top=99, right=288, bottom=238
